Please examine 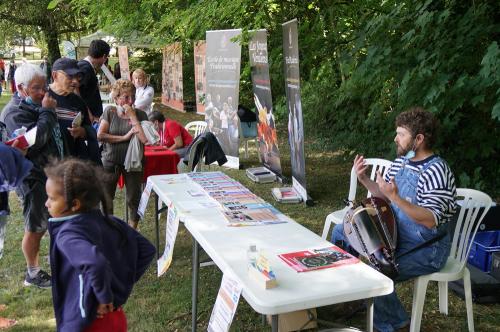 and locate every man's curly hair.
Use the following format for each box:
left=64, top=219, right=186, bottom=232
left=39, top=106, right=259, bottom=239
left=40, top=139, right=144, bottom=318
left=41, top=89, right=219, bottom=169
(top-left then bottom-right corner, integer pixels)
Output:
left=395, top=107, right=439, bottom=149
